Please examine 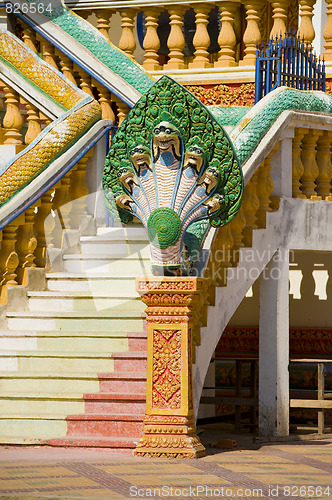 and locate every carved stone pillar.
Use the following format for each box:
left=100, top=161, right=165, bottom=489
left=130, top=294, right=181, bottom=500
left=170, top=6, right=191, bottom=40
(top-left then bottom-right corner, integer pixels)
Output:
left=240, top=1, right=261, bottom=66
left=119, top=9, right=137, bottom=60
left=269, top=1, right=288, bottom=38
left=134, top=277, right=206, bottom=458
left=165, top=7, right=186, bottom=69
left=189, top=4, right=212, bottom=69
left=324, top=0, right=332, bottom=60
left=22, top=24, right=38, bottom=53
left=39, top=38, right=58, bottom=69
left=298, top=0, right=315, bottom=43
left=143, top=9, right=161, bottom=70
left=58, top=54, right=77, bottom=86
left=215, top=2, right=237, bottom=67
